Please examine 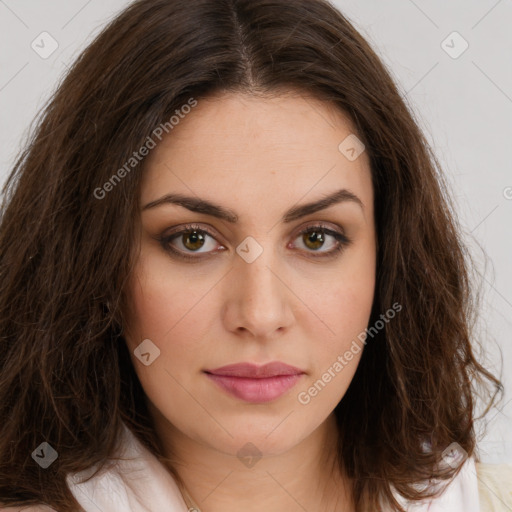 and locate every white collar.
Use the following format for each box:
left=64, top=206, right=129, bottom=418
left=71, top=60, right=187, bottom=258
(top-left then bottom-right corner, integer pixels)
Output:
left=391, top=453, right=481, bottom=512
left=66, top=423, right=189, bottom=511
left=66, top=423, right=481, bottom=512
